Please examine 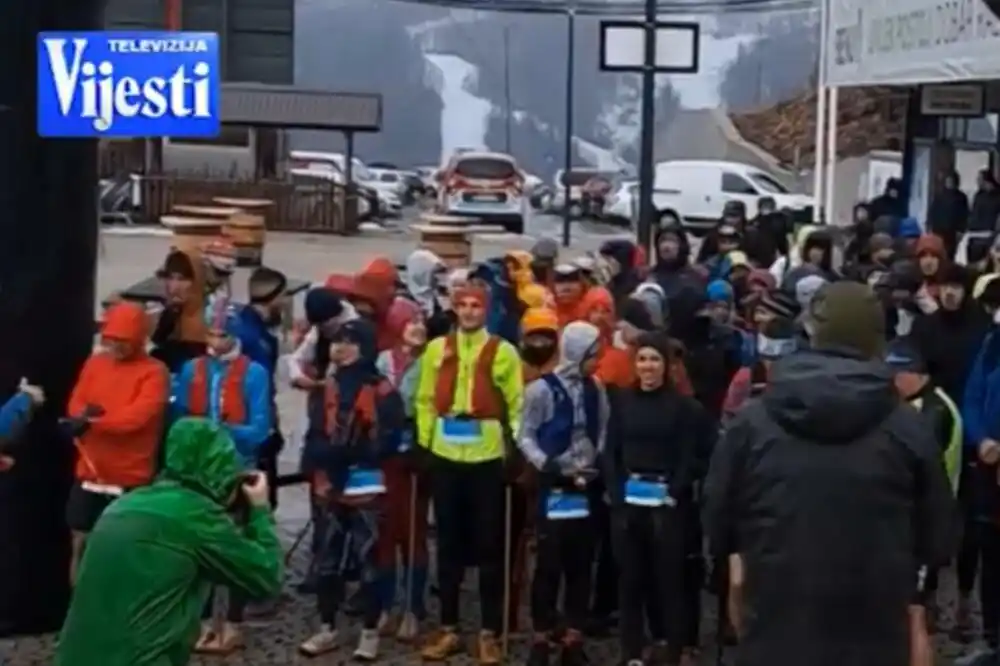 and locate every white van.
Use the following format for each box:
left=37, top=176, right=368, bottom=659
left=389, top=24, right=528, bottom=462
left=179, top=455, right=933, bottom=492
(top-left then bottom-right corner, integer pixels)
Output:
left=436, top=151, right=527, bottom=234
left=651, top=160, right=814, bottom=231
